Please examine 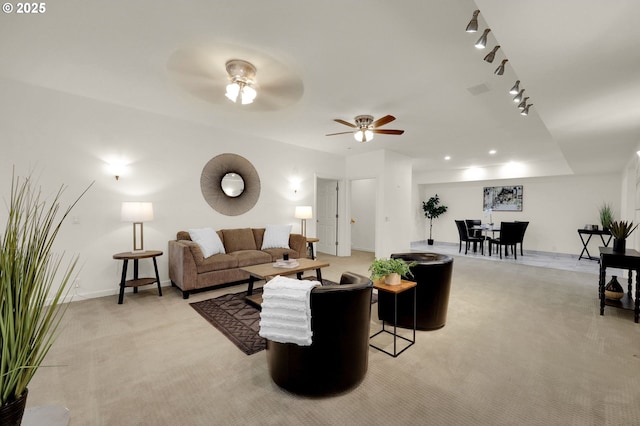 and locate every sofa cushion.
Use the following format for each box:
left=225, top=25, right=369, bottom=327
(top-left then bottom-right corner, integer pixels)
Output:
left=261, top=224, right=292, bottom=249
left=188, top=227, right=226, bottom=257
left=229, top=250, right=272, bottom=267
left=221, top=228, right=257, bottom=253
left=263, top=248, right=300, bottom=261
left=196, top=253, right=239, bottom=274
